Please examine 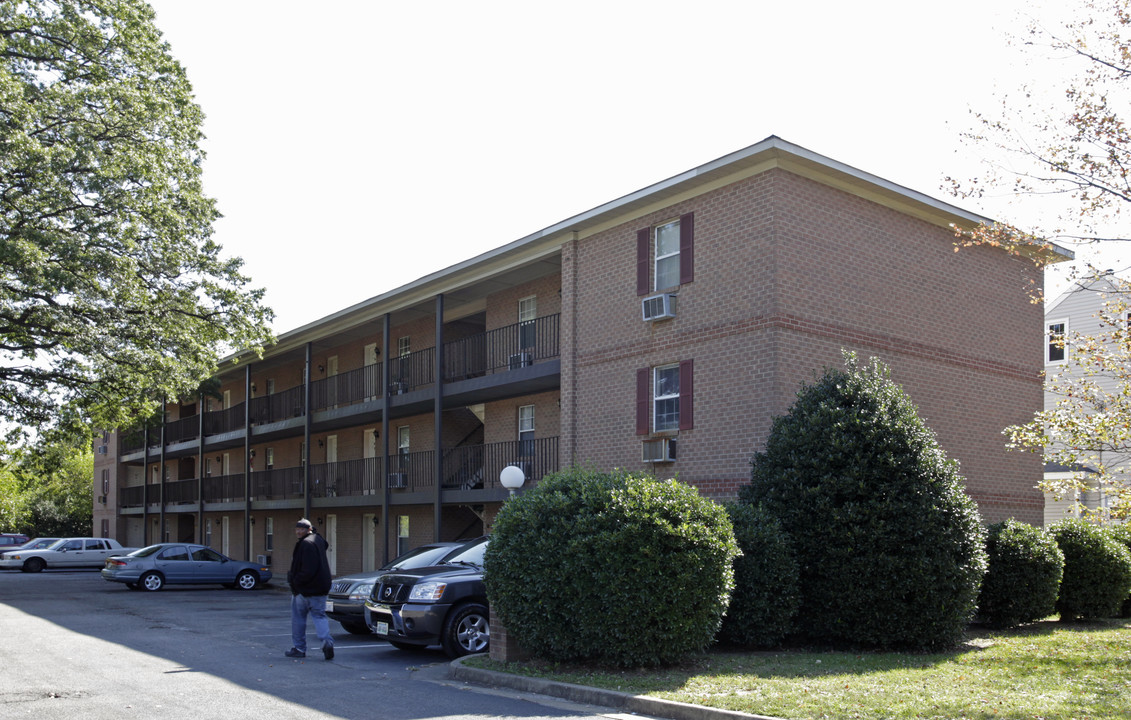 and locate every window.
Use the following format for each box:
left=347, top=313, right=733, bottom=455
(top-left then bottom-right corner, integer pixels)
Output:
left=265, top=517, right=274, bottom=552
left=397, top=336, right=411, bottom=357
left=205, top=519, right=212, bottom=547
left=637, top=212, right=694, bottom=295
left=518, top=405, right=535, bottom=456
left=518, top=296, right=537, bottom=349
left=398, top=426, right=410, bottom=455
left=158, top=546, right=190, bottom=562
left=653, top=365, right=681, bottom=431
left=636, top=360, right=694, bottom=435
left=1047, top=321, right=1067, bottom=363
left=654, top=220, right=680, bottom=291
left=265, top=447, right=274, bottom=470
left=397, top=515, right=410, bottom=556
left=205, top=457, right=212, bottom=478
left=101, top=469, right=109, bottom=496
left=266, top=378, right=275, bottom=395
